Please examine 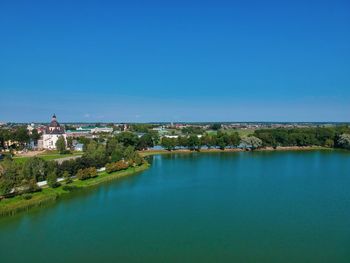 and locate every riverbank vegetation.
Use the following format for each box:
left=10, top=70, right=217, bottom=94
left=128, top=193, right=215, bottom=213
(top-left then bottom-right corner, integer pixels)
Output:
left=253, top=126, right=350, bottom=149
left=157, top=126, right=350, bottom=152
left=0, top=138, right=146, bottom=202
left=1, top=123, right=350, bottom=217
left=0, top=163, right=149, bottom=217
